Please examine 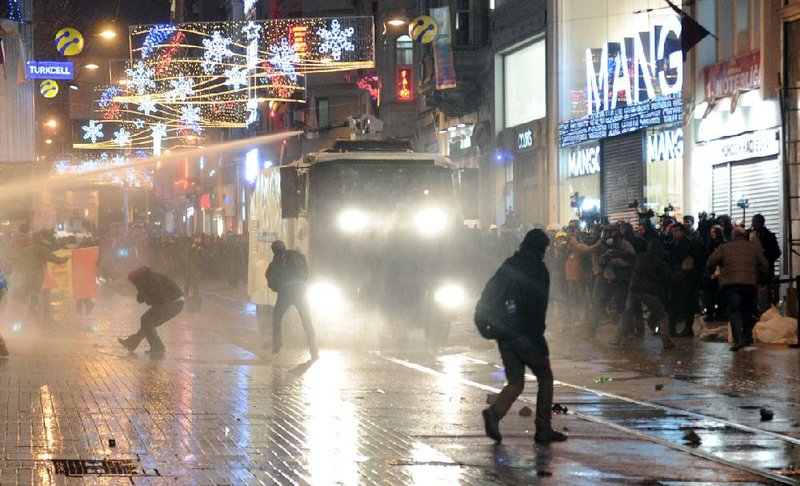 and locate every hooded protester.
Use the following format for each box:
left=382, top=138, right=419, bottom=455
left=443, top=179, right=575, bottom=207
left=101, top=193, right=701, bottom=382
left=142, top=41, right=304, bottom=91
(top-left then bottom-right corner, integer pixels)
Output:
left=265, top=240, right=318, bottom=361
left=478, top=229, right=567, bottom=445
left=118, top=266, right=184, bottom=357
left=706, top=227, right=770, bottom=351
